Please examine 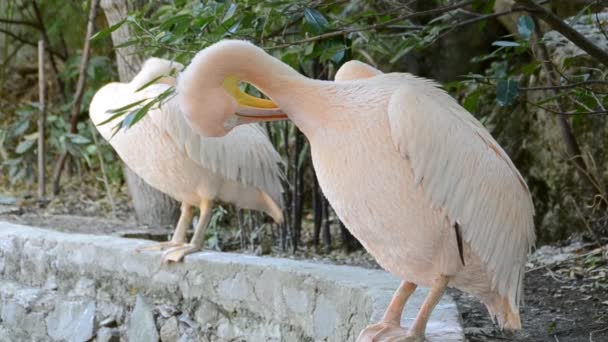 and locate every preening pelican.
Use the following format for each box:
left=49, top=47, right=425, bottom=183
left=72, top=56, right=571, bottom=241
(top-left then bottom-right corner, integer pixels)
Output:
left=176, top=40, right=535, bottom=341
left=89, top=57, right=284, bottom=263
